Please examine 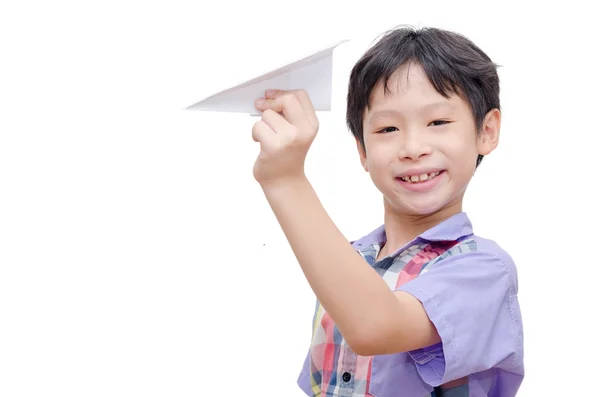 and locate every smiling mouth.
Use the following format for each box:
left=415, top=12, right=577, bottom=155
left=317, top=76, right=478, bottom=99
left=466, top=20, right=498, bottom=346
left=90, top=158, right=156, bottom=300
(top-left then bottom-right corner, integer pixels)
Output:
left=398, top=171, right=442, bottom=183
